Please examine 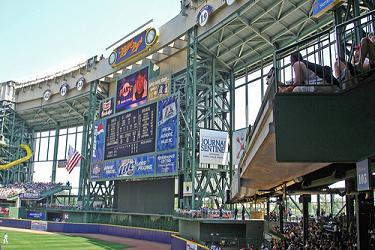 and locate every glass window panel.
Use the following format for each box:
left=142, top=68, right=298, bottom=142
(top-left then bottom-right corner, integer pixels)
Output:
left=34, top=138, right=40, bottom=162
left=47, top=136, right=55, bottom=161
left=247, top=80, right=262, bottom=126
left=235, top=76, right=246, bottom=88
left=41, top=131, right=49, bottom=137
left=56, top=166, right=80, bottom=195
left=50, top=130, right=56, bottom=136
left=60, top=128, right=67, bottom=135
left=77, top=126, right=83, bottom=133
left=235, top=86, right=246, bottom=130
left=66, top=134, right=77, bottom=158
left=39, top=137, right=49, bottom=161
left=58, top=135, right=67, bottom=160
left=68, top=127, right=77, bottom=134
left=33, top=161, right=52, bottom=182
